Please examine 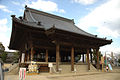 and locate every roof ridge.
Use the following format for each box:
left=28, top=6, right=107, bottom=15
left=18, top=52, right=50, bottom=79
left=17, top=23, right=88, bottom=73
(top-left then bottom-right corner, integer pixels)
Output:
left=25, top=7, right=73, bottom=23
